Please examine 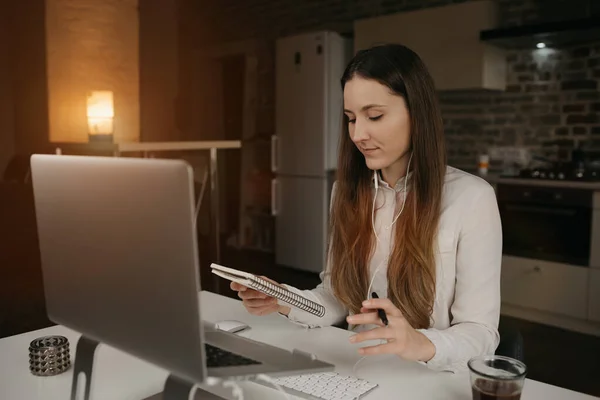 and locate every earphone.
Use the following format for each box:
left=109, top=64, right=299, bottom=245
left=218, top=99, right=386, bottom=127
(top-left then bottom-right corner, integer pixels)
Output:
left=367, top=151, right=413, bottom=298
left=352, top=152, right=414, bottom=378
left=371, top=152, right=412, bottom=245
